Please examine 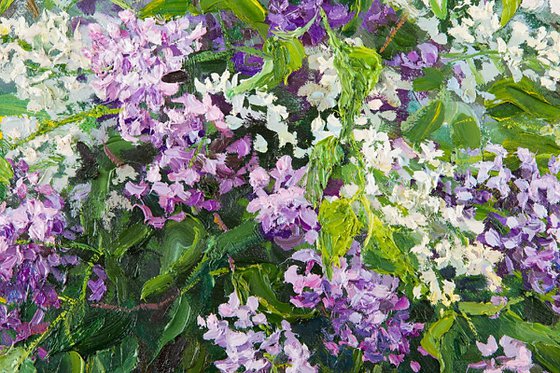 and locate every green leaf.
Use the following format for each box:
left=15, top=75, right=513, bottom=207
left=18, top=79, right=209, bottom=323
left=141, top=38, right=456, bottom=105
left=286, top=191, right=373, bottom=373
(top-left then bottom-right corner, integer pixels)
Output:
left=485, top=78, right=560, bottom=122
left=430, top=0, right=448, bottom=19
left=458, top=301, right=505, bottom=316
left=141, top=273, right=174, bottom=300
left=403, top=99, right=445, bottom=143
left=141, top=218, right=205, bottom=300
left=413, top=68, right=446, bottom=91
left=500, top=0, right=521, bottom=27
left=229, top=36, right=305, bottom=96
left=0, top=347, right=26, bottom=372
left=138, top=0, right=194, bottom=18
left=420, top=313, right=456, bottom=372
left=53, top=351, right=85, bottom=373
left=233, top=264, right=315, bottom=321
left=450, top=113, right=481, bottom=149
left=362, top=217, right=418, bottom=283
left=305, top=136, right=344, bottom=205
left=199, top=0, right=268, bottom=36
left=318, top=198, right=362, bottom=278
left=0, top=0, right=15, bottom=15
left=0, top=157, right=13, bottom=185
left=534, top=343, right=560, bottom=373
left=0, top=94, right=29, bottom=117
left=112, top=223, right=152, bottom=258
left=89, top=336, right=138, bottom=373
left=153, top=295, right=192, bottom=360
